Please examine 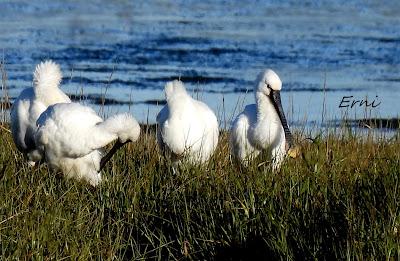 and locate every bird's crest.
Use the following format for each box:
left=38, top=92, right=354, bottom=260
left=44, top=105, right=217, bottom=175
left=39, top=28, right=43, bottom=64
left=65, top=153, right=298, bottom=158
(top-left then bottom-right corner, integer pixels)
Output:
left=165, top=80, right=187, bottom=100
left=33, top=60, right=62, bottom=91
